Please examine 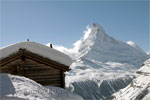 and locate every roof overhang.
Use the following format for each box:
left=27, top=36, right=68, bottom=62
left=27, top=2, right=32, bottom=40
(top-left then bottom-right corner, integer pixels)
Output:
left=0, top=49, right=70, bottom=71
